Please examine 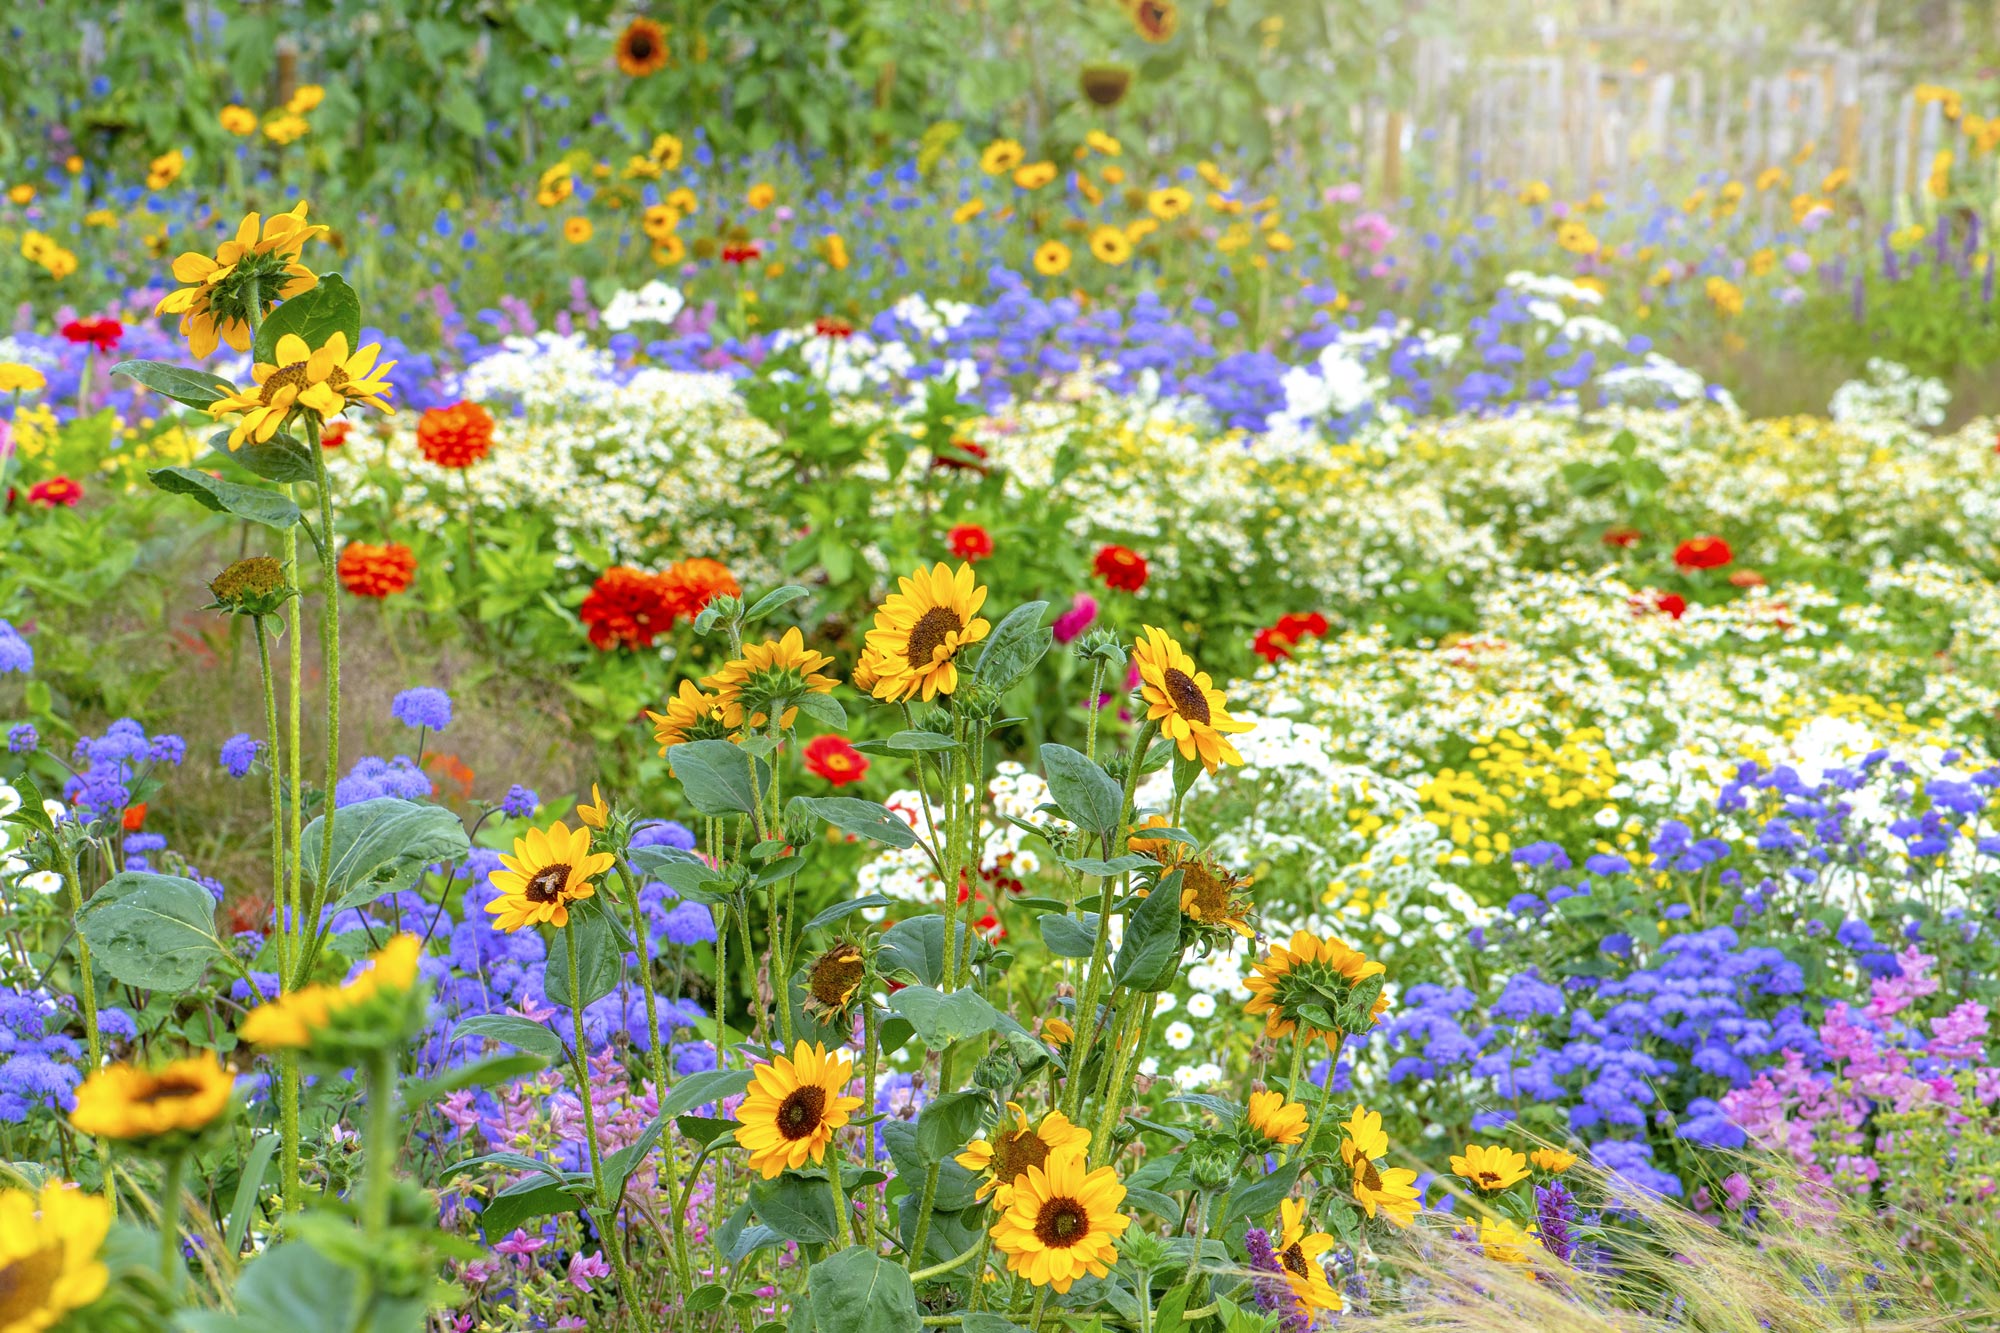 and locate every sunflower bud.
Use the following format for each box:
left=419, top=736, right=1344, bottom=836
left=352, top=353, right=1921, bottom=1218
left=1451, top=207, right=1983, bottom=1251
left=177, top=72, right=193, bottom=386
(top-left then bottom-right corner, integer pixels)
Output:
left=1072, top=627, right=1126, bottom=669
left=1079, top=64, right=1133, bottom=108
left=971, top=1046, right=1024, bottom=1093
left=206, top=556, right=294, bottom=616
left=1186, top=1133, right=1239, bottom=1191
